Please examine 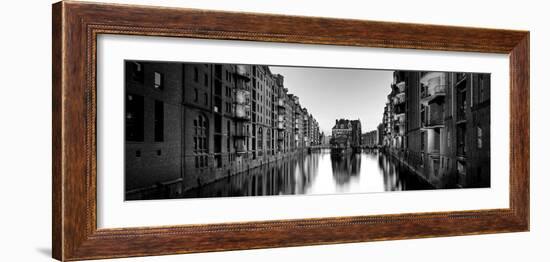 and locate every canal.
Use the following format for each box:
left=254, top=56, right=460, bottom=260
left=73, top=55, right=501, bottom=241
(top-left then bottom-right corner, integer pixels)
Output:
left=182, top=149, right=433, bottom=199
